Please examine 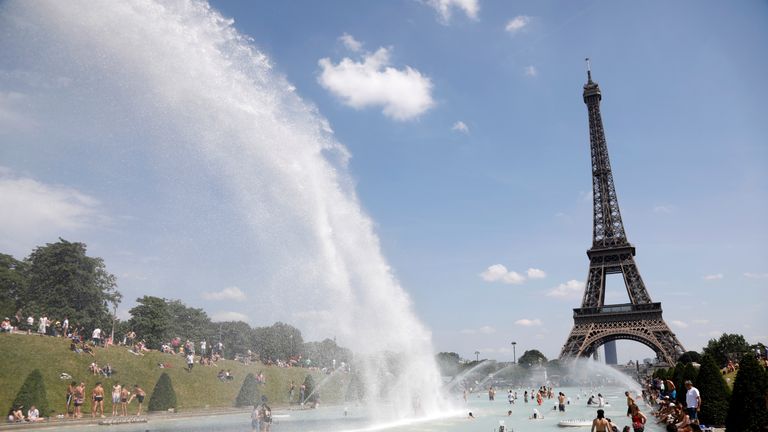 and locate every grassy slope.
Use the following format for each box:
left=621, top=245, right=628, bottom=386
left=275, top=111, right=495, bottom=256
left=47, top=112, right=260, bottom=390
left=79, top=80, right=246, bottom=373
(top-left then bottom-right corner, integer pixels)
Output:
left=0, top=333, right=347, bottom=416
